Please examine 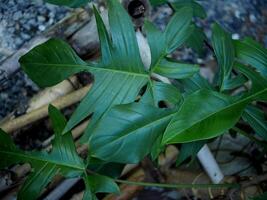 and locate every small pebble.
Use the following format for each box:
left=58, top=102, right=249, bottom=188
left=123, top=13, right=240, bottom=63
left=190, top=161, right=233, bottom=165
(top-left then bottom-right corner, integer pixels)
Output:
left=232, top=33, right=240, bottom=40
left=38, top=24, right=46, bottom=31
